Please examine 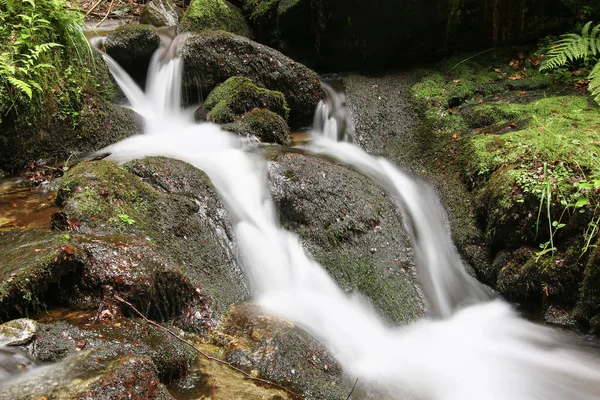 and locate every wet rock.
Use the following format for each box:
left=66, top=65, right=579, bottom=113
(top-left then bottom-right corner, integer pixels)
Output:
left=31, top=316, right=197, bottom=381
left=180, top=0, right=251, bottom=37
left=140, top=0, right=181, bottom=27
left=0, top=319, right=38, bottom=346
left=182, top=30, right=323, bottom=128
left=223, top=108, right=291, bottom=145
left=57, top=158, right=249, bottom=320
left=205, top=76, right=289, bottom=123
left=215, top=303, right=350, bottom=399
left=104, top=24, right=161, bottom=81
left=0, top=350, right=174, bottom=400
left=0, top=229, right=86, bottom=322
left=269, top=153, right=424, bottom=323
